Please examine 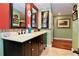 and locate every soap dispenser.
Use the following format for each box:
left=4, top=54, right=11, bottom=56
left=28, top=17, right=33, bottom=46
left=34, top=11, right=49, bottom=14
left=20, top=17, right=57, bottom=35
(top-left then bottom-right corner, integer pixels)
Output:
left=28, top=24, right=31, bottom=33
